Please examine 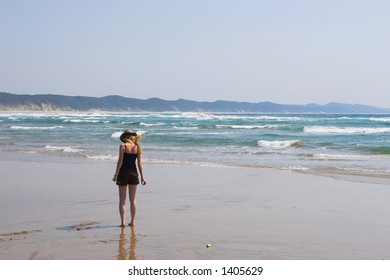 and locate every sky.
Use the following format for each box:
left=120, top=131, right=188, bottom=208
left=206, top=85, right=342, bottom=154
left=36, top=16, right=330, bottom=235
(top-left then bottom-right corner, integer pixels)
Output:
left=1, top=0, right=390, bottom=107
